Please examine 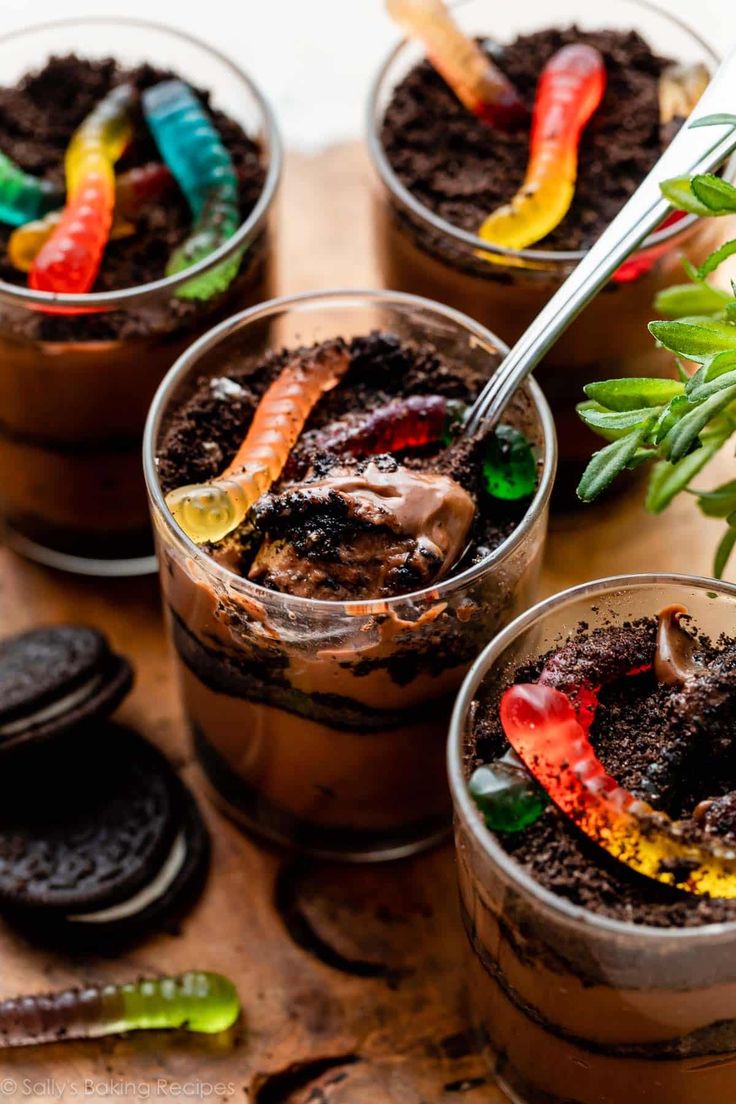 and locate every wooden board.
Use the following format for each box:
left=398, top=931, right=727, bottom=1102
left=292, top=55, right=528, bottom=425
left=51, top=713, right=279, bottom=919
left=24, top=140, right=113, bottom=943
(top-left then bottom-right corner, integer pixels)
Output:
left=0, top=143, right=731, bottom=1104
